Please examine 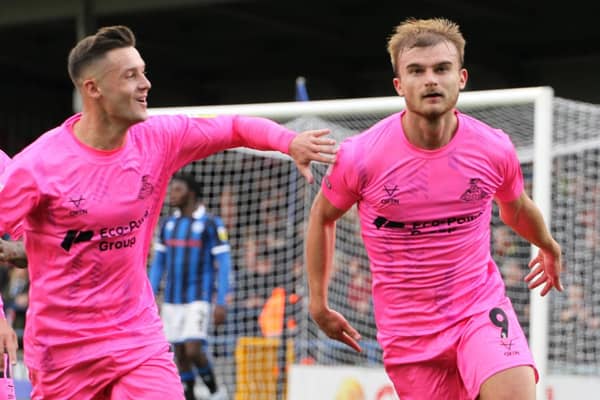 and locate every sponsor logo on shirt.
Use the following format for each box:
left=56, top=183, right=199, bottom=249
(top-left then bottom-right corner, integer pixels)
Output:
left=61, top=229, right=93, bottom=251
left=60, top=209, right=149, bottom=252
left=98, top=209, right=149, bottom=251
left=373, top=210, right=484, bottom=235
left=460, top=178, right=489, bottom=202
left=217, top=226, right=229, bottom=242
left=373, top=216, right=405, bottom=229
